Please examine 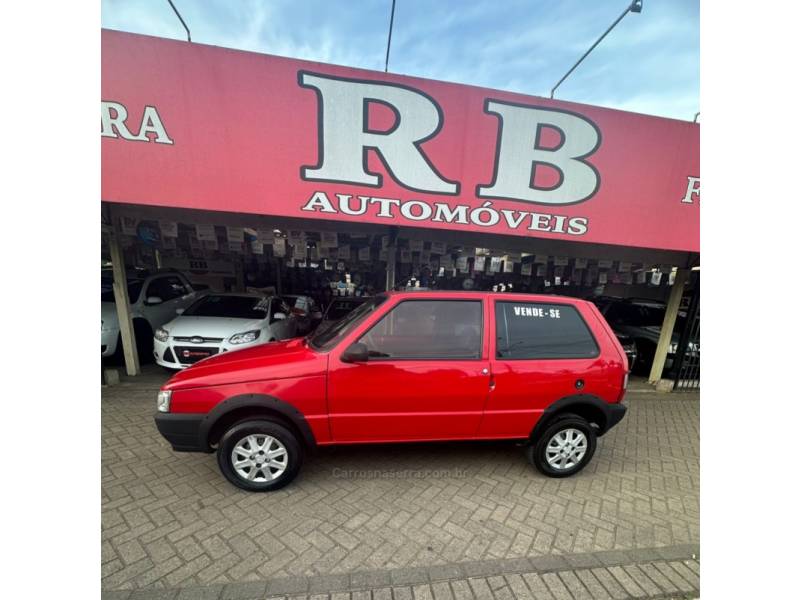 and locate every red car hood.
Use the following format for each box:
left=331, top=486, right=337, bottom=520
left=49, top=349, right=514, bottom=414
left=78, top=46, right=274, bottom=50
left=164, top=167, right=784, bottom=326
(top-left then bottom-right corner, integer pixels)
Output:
left=163, top=338, right=327, bottom=391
